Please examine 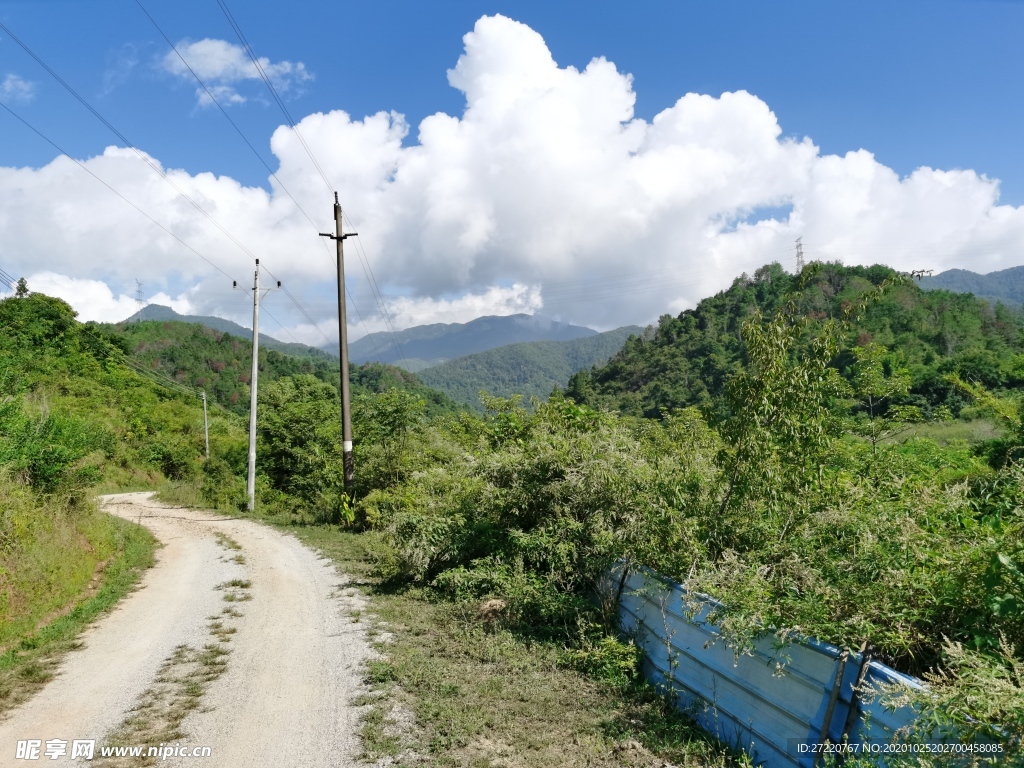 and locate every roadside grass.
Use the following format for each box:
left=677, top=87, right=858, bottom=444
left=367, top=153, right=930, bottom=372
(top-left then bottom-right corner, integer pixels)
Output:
left=151, top=483, right=745, bottom=765
left=0, top=514, right=156, bottom=717
left=93, top=535, right=249, bottom=768
left=154, top=480, right=206, bottom=511
left=290, top=526, right=746, bottom=768
left=93, top=634, right=233, bottom=768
